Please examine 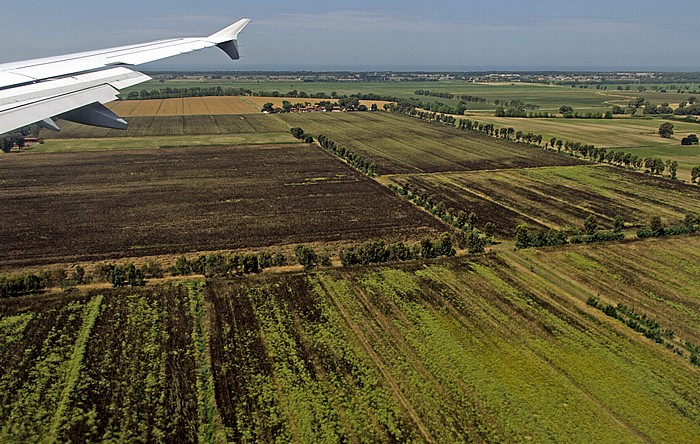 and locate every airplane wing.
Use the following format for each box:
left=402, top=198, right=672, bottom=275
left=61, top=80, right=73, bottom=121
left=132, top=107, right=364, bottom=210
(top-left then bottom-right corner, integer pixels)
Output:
left=0, top=18, right=250, bottom=135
